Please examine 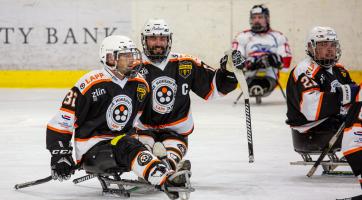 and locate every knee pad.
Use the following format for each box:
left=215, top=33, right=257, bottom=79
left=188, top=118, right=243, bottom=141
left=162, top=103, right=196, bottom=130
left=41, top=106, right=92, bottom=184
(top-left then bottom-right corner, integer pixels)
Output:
left=159, top=133, right=188, bottom=169
left=111, top=134, right=147, bottom=171
left=130, top=130, right=156, bottom=152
